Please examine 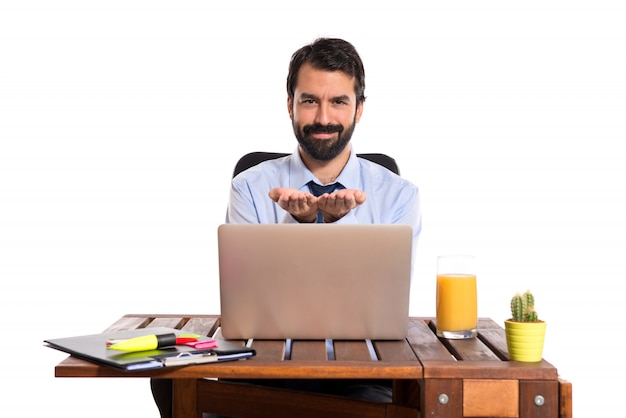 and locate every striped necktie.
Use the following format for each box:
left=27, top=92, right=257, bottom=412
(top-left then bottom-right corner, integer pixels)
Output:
left=307, top=181, right=343, bottom=223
